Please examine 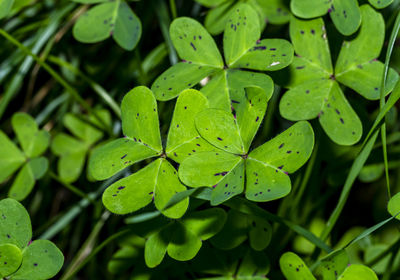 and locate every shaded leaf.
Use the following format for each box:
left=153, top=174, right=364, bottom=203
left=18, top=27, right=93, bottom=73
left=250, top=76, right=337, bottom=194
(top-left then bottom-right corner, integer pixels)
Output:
left=387, top=191, right=400, bottom=220
left=28, top=157, right=48, bottom=180
left=237, top=249, right=270, bottom=277
left=0, top=131, right=25, bottom=182
left=248, top=215, right=272, bottom=251
left=8, top=163, right=34, bottom=201
left=290, top=0, right=329, bottom=18
left=63, top=114, right=103, bottom=146
left=315, top=249, right=349, bottom=280
left=0, top=0, right=13, bottom=19
left=11, top=113, right=49, bottom=158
